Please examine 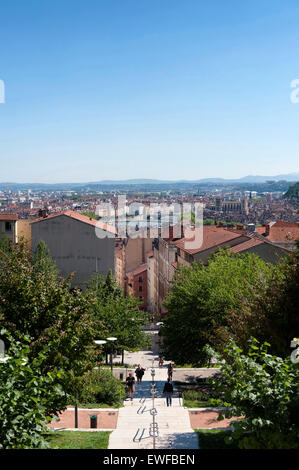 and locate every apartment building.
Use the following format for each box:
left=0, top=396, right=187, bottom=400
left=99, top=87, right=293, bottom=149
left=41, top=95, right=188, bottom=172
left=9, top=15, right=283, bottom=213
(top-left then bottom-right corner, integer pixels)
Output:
left=125, top=263, right=148, bottom=310
left=152, top=224, right=289, bottom=316
left=0, top=214, right=31, bottom=247
left=114, top=232, right=154, bottom=290
left=31, top=210, right=115, bottom=287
